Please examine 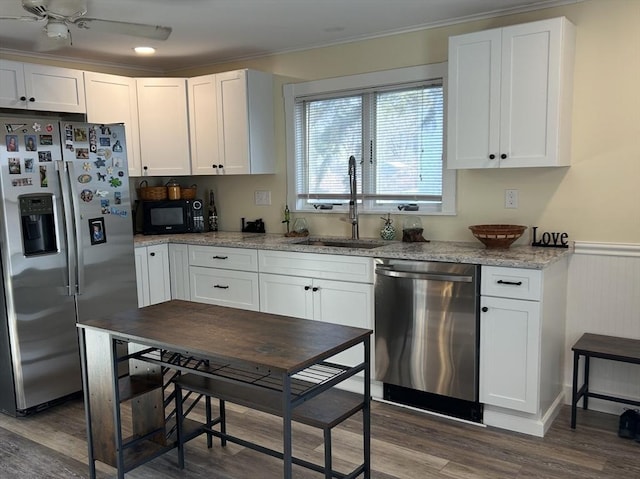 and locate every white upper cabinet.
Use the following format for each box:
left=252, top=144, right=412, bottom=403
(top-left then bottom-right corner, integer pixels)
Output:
left=136, top=77, right=191, bottom=176
left=0, top=60, right=86, bottom=113
left=84, top=71, right=142, bottom=177
left=189, top=69, right=275, bottom=175
left=447, top=17, right=576, bottom=169
left=188, top=74, right=221, bottom=175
